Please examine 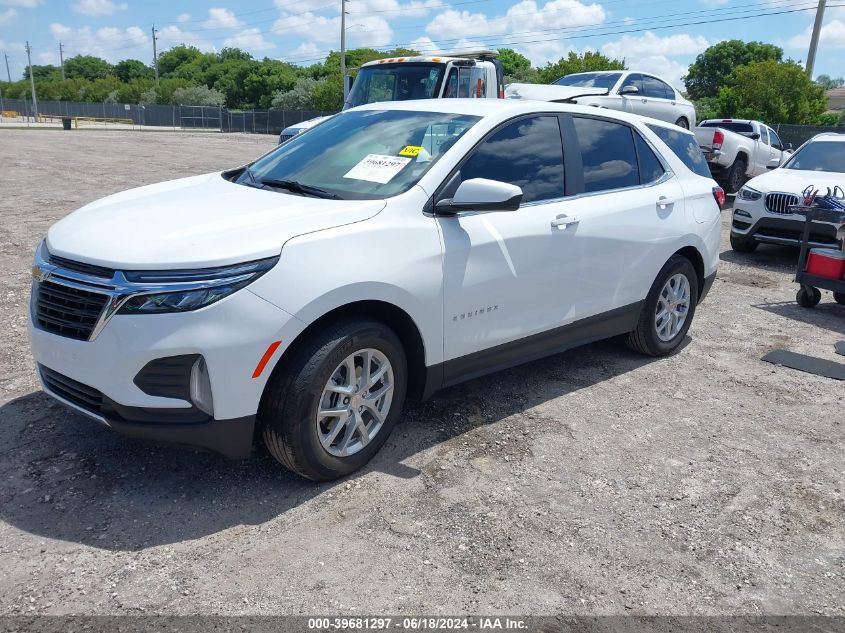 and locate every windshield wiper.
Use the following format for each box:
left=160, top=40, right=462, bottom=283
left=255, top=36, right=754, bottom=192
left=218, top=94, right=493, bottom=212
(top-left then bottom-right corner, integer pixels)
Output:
left=259, top=178, right=343, bottom=200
